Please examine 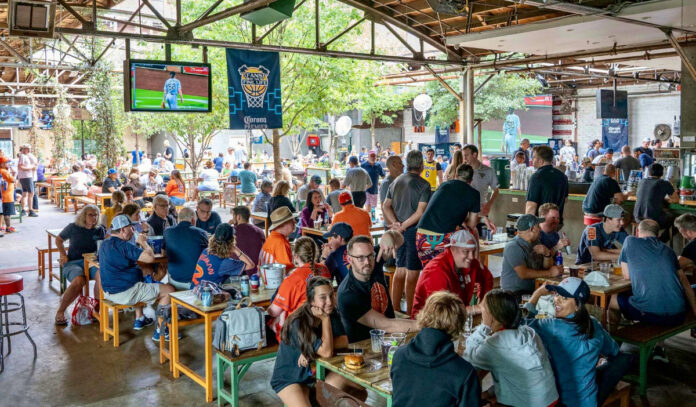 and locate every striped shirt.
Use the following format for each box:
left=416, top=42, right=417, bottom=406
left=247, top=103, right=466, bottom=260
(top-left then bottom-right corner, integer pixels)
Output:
left=258, top=231, right=293, bottom=272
